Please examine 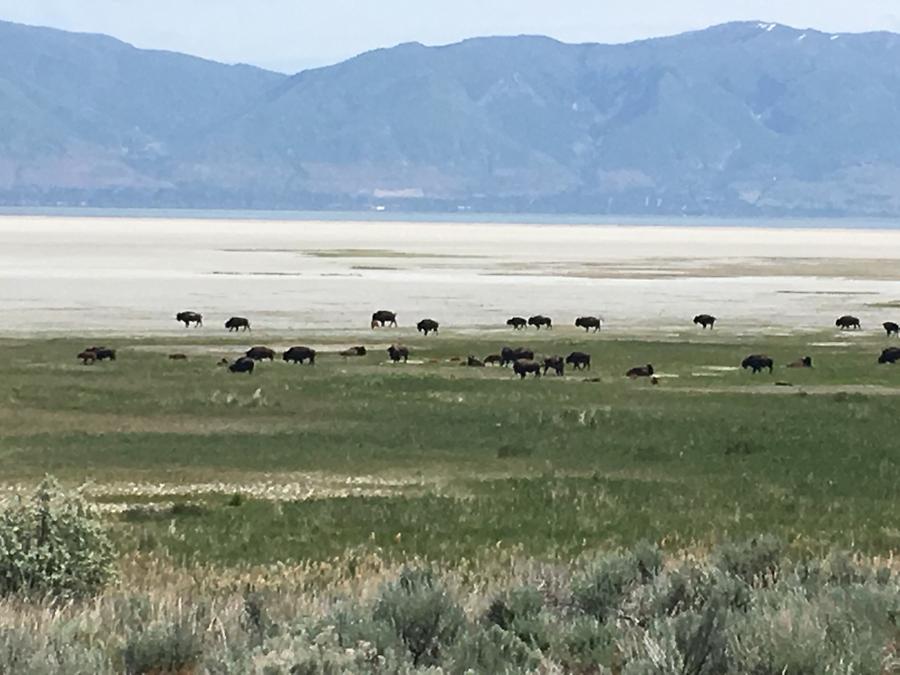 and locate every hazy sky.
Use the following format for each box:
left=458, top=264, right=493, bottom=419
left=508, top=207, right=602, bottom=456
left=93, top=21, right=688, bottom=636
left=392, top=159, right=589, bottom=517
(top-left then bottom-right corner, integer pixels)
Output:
left=1, top=0, right=899, bottom=73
